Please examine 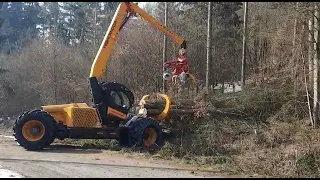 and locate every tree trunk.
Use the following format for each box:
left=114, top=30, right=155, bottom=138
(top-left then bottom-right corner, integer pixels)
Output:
left=206, top=2, right=213, bottom=92
left=49, top=17, right=52, bottom=37
left=241, top=2, right=248, bottom=89
left=0, top=2, right=3, bottom=29
left=162, top=2, right=168, bottom=93
left=313, top=4, right=319, bottom=128
left=6, top=37, right=12, bottom=54
left=292, top=2, right=299, bottom=97
left=309, top=13, right=314, bottom=86
left=303, top=15, right=314, bottom=127
left=53, top=48, right=58, bottom=104
left=54, top=7, right=58, bottom=38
